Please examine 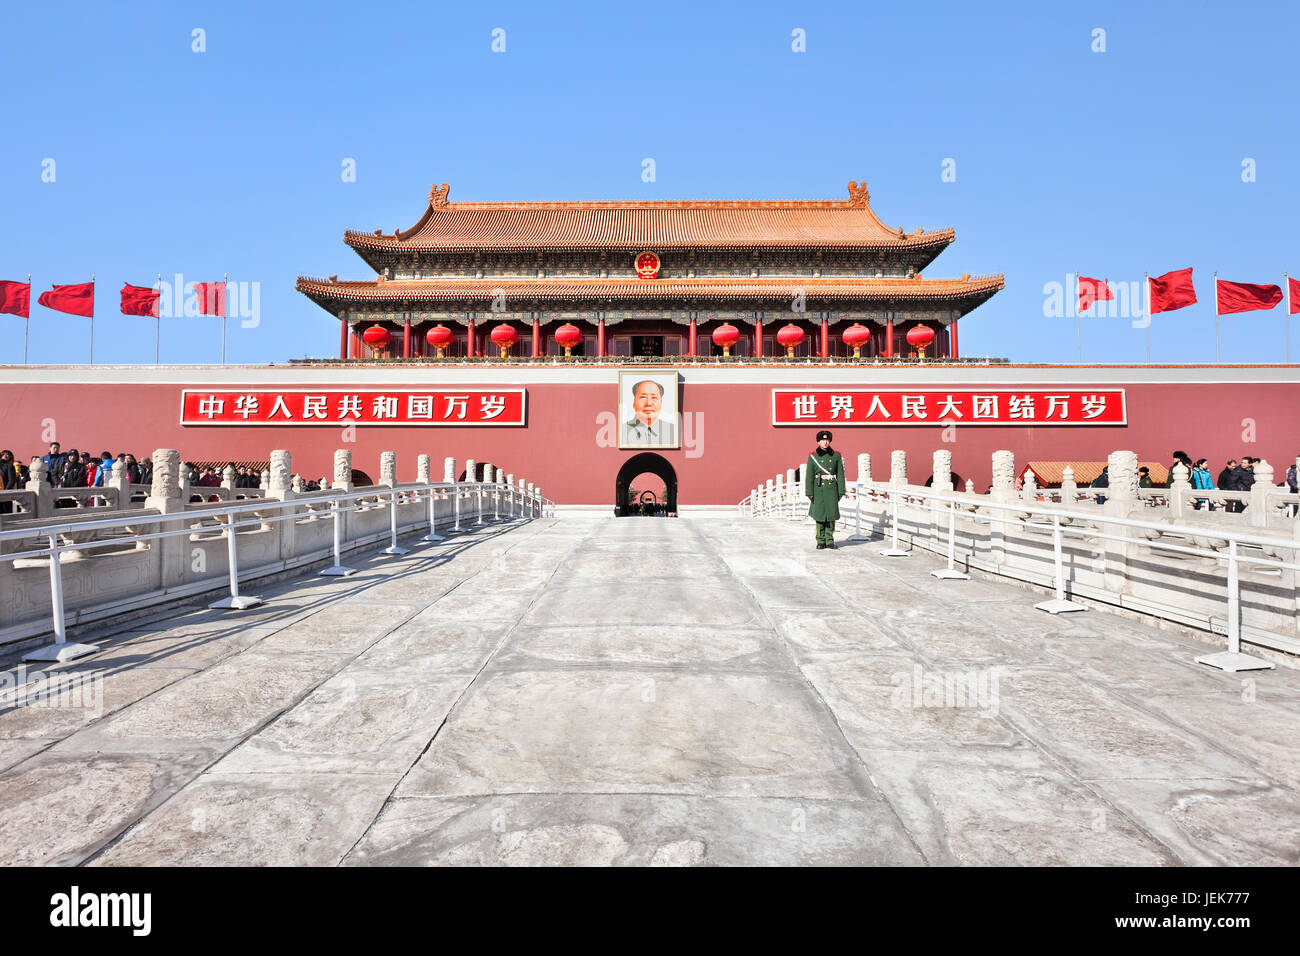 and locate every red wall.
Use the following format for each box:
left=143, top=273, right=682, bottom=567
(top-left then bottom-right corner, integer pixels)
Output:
left=3, top=374, right=1297, bottom=505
